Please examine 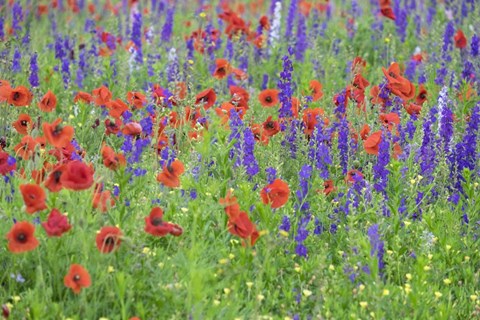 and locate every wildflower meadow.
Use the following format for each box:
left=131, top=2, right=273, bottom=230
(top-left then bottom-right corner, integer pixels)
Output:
left=0, top=0, right=480, bottom=319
